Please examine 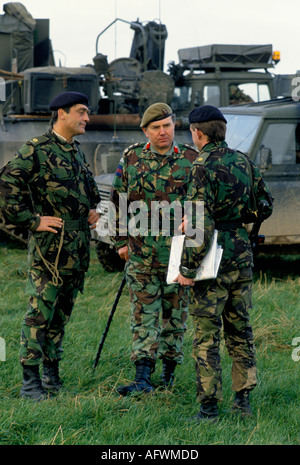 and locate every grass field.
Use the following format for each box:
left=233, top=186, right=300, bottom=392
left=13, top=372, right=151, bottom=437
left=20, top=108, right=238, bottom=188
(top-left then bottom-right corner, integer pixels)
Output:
left=0, top=238, right=299, bottom=447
